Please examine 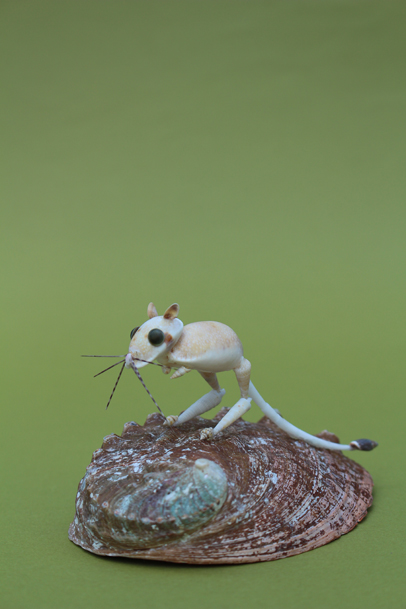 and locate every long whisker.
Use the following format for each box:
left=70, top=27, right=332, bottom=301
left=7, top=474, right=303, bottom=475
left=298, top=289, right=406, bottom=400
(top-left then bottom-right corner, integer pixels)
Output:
left=132, top=357, right=163, bottom=367
left=132, top=357, right=179, bottom=370
left=82, top=355, right=126, bottom=358
left=105, top=362, right=126, bottom=410
left=94, top=359, right=125, bottom=377
left=82, top=354, right=176, bottom=369
left=132, top=365, right=165, bottom=417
